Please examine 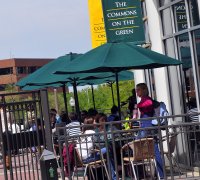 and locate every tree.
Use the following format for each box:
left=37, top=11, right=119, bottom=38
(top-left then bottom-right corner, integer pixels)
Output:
left=47, top=80, right=135, bottom=114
